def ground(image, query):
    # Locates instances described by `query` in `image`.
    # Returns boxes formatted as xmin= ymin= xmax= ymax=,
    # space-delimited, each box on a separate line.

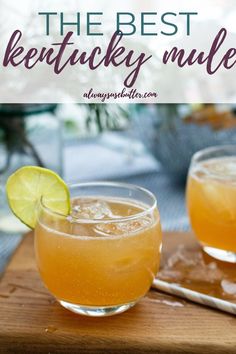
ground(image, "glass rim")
xmin=191 ymin=144 xmax=236 ymax=180
xmin=40 ymin=181 xmax=158 ymax=224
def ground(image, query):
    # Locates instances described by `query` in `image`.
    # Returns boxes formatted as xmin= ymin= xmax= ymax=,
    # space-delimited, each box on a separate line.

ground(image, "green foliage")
xmin=85 ymin=104 xmax=130 ymax=133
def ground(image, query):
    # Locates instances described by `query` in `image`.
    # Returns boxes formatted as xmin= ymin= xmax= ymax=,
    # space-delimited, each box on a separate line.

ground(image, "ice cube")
xmin=221 ymin=280 xmax=236 ymax=296
xmin=193 ymin=157 xmax=236 ymax=181
xmin=161 ymin=245 xmax=224 ymax=283
xmin=94 ymin=223 xmax=121 ymax=236
xmin=94 ymin=217 xmax=152 ymax=237
xmin=71 ymin=199 xmax=115 ymax=220
xmin=208 ymin=158 xmax=236 ymax=177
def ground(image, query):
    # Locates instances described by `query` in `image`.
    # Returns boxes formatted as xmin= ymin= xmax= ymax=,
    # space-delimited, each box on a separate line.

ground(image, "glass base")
xmin=203 ymin=246 xmax=236 ymax=263
xmin=59 ymin=300 xmax=136 ymax=317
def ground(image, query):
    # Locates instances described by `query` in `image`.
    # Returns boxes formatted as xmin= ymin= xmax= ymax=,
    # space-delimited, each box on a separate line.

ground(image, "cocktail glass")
xmin=187 ymin=145 xmax=236 ymax=263
xmin=35 ymin=182 xmax=162 ymax=316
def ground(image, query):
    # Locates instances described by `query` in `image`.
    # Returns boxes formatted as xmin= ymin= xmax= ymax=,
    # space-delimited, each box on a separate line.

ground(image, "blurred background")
xmin=1 ymin=103 xmax=236 ymax=272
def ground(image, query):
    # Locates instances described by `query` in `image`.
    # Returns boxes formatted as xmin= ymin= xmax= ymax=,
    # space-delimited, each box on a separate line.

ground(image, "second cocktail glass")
xmin=187 ymin=145 xmax=236 ymax=263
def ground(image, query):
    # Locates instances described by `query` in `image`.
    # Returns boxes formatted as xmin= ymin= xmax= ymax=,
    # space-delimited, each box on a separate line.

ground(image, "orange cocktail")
xmin=187 ymin=146 xmax=236 ymax=263
xmin=35 ymin=182 xmax=162 ymax=316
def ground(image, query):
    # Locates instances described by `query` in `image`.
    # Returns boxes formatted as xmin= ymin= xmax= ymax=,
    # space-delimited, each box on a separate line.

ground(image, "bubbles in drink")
xmin=35 ymin=194 xmax=161 ymax=308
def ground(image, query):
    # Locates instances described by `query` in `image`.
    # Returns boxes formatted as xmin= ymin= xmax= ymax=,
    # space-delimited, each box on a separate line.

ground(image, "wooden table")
xmin=0 ymin=232 xmax=236 ymax=354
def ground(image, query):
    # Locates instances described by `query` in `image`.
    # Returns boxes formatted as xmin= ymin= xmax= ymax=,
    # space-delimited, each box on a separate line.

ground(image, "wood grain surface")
xmin=0 ymin=232 xmax=236 ymax=354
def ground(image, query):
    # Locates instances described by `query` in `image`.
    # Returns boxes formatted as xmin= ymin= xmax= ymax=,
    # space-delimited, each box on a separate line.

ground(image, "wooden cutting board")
xmin=0 ymin=232 xmax=236 ymax=354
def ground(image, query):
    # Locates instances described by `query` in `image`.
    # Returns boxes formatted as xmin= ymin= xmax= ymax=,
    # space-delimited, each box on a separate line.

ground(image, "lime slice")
xmin=6 ymin=166 xmax=70 ymax=229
